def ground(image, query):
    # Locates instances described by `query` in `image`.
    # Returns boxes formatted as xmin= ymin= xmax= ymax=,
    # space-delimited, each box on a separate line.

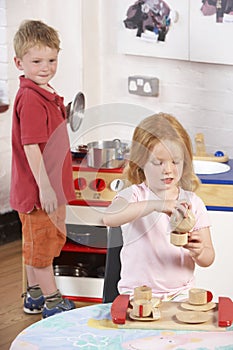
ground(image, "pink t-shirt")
xmin=116 ymin=183 xmax=210 ymax=297
xmin=10 ymin=76 xmax=76 ymax=213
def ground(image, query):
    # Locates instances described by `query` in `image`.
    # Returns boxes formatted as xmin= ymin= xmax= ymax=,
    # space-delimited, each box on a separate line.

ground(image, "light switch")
xmin=128 ymin=76 xmax=159 ymax=97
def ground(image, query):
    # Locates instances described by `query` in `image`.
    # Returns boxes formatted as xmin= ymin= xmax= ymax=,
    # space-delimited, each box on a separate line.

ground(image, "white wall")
xmin=1 ymin=0 xmax=233 ymax=212
xmin=85 ymin=0 xmax=233 ymax=158
xmin=0 ymin=0 xmax=11 ymax=213
xmin=0 ymin=0 xmax=83 ymax=213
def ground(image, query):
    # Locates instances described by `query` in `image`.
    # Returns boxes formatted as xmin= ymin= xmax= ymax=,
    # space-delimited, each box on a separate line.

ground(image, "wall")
xmin=84 ymin=0 xmax=233 ymax=158
xmin=0 ymin=0 xmax=82 ymax=213
xmin=0 ymin=0 xmax=11 ymax=213
xmin=1 ymin=0 xmax=233 ymax=213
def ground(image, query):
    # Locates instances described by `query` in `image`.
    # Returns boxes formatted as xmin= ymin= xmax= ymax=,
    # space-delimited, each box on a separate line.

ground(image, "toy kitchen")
xmin=53 ymin=139 xmax=130 ymax=302
xmin=53 ymin=98 xmax=142 ymax=302
xmin=54 ymin=97 xmax=233 ymax=302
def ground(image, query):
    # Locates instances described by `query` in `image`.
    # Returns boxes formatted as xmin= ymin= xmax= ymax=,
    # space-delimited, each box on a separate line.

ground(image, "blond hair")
xmin=125 ymin=113 xmax=200 ymax=191
xmin=14 ymin=20 xmax=60 ymax=58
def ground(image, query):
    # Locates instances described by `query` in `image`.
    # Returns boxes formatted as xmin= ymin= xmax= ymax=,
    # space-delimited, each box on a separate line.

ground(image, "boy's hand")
xmin=40 ymin=186 xmax=58 ymax=214
xmin=23 ymin=144 xmax=58 ymax=214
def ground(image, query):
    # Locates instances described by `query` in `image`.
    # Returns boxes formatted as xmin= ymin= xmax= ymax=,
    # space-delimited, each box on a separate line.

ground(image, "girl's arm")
xmin=185 ymin=227 xmax=215 ymax=267
xmin=102 ymin=196 xmax=188 ymax=227
xmin=24 ymin=144 xmax=57 ymax=214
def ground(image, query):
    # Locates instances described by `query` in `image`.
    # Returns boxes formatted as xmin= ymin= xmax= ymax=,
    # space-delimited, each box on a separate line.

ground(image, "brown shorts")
xmin=19 ymin=206 xmax=66 ymax=268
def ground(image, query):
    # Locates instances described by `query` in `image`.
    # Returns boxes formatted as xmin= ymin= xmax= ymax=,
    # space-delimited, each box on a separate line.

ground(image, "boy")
xmin=10 ymin=20 xmax=76 ymax=318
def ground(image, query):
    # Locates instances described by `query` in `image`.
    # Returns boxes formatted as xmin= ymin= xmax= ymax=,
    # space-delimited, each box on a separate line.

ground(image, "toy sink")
xmin=193 ymin=160 xmax=231 ymax=175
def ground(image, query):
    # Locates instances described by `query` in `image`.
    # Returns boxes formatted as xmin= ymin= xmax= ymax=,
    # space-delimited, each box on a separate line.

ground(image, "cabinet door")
xmin=195 ymin=211 xmax=233 ymax=300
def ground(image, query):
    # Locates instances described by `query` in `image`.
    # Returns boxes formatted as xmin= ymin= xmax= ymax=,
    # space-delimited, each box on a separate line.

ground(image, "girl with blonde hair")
xmin=103 ymin=113 xmax=215 ymax=299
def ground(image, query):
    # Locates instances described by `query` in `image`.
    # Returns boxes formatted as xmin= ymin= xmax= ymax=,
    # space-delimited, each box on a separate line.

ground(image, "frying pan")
xmin=67 ymin=92 xmax=85 ymax=132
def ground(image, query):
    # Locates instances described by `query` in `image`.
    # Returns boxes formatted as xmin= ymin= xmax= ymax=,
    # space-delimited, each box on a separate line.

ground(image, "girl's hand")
xmin=183 ymin=227 xmax=215 ymax=267
xmin=184 ymin=230 xmax=203 ymax=259
xmin=162 ymin=200 xmax=191 ymax=217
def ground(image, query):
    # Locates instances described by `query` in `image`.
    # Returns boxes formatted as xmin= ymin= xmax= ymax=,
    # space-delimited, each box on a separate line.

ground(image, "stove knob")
xmin=90 ymin=178 xmax=106 ymax=192
xmin=110 ymin=179 xmax=125 ymax=192
xmin=74 ymin=177 xmax=87 ymax=191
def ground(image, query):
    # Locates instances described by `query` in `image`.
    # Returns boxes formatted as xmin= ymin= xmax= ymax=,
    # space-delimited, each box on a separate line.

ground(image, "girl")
xmin=103 ymin=113 xmax=215 ymax=300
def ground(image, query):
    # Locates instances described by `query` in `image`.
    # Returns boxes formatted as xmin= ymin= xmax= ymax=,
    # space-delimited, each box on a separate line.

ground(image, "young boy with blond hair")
xmin=10 ymin=20 xmax=76 ymax=318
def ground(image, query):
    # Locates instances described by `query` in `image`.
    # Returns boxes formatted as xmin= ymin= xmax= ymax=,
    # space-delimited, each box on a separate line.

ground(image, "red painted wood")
xmin=62 ymin=295 xmax=102 ymax=303
xmin=218 ymin=296 xmax=233 ymax=327
xmin=62 ymin=241 xmax=107 ymax=254
xmin=139 ymin=304 xmax=143 ymax=318
xmin=68 ymin=199 xmax=111 ymax=207
xmin=207 ymin=290 xmax=213 ymax=303
xmin=111 ymin=294 xmax=130 ymax=325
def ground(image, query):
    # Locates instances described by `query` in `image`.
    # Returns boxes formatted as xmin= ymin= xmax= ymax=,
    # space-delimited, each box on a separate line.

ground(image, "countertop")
xmin=198 ymin=159 xmax=233 ymax=185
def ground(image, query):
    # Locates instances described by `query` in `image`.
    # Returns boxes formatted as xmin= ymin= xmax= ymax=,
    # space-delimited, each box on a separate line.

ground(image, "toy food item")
xmin=170 ymin=209 xmax=195 ymax=246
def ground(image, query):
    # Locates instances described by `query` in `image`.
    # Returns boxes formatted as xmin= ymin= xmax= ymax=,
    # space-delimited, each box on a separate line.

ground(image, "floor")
xmin=0 ymin=240 xmax=96 ymax=350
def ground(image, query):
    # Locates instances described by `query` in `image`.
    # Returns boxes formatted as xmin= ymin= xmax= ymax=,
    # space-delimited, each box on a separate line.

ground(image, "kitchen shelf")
xmin=54 ymin=240 xmax=106 ymax=302
xmin=55 ymin=275 xmax=104 ymax=302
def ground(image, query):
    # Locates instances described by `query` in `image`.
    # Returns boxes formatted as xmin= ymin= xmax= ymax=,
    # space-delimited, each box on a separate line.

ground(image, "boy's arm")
xmin=24 ymin=144 xmax=57 ymax=214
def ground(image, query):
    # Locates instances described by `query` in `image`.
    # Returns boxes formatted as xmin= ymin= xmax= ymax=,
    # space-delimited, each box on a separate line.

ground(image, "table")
xmin=10 ymin=303 xmax=233 ymax=350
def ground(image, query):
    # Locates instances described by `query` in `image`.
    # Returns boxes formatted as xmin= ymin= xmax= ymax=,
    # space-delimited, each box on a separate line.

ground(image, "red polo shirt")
xmin=10 ymin=76 xmax=76 ymax=213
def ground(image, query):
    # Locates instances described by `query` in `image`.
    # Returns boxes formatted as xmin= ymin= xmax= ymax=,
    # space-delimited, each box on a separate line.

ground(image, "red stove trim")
xmin=69 ymin=199 xmax=111 ymax=207
xmin=72 ymin=165 xmax=124 ymax=173
xmin=62 ymin=241 xmax=107 ymax=254
xmin=72 ymin=160 xmax=125 ymax=173
xmin=63 ymin=295 xmax=103 ymax=303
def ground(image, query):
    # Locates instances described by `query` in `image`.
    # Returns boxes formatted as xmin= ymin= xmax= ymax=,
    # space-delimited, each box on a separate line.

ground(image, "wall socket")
xmin=128 ymin=75 xmax=159 ymax=97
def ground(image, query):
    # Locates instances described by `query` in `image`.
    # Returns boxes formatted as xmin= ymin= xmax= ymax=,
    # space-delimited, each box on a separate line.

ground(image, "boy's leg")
xmin=20 ymin=208 xmax=75 ymax=317
xmin=24 ymin=264 xmax=75 ymax=316
xmin=27 ymin=264 xmax=57 ymax=296
xmin=22 ymin=266 xmax=45 ymax=314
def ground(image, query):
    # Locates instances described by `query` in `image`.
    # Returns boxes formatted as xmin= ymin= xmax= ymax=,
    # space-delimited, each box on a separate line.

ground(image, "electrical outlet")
xmin=128 ymin=76 xmax=159 ymax=97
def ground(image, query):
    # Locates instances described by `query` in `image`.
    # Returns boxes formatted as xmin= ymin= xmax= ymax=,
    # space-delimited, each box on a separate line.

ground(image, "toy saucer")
xmin=129 ymin=308 xmax=161 ymax=321
xmin=181 ymin=302 xmax=216 ymax=312
xmin=176 ymin=311 xmax=211 ymax=324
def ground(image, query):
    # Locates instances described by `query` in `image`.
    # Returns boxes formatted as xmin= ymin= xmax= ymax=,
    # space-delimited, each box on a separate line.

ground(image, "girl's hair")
xmin=125 ymin=112 xmax=200 ymax=191
xmin=14 ymin=20 xmax=61 ymax=58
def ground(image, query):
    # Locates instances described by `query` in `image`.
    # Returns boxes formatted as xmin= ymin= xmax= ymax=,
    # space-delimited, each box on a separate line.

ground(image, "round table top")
xmin=10 ymin=303 xmax=233 ymax=350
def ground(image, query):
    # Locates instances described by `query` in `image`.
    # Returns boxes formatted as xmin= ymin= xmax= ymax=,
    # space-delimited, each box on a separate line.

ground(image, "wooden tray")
xmin=118 ymin=301 xmax=226 ymax=332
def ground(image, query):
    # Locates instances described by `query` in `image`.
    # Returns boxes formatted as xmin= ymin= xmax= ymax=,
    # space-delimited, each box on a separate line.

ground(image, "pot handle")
xmin=113 ymin=139 xmax=124 ymax=160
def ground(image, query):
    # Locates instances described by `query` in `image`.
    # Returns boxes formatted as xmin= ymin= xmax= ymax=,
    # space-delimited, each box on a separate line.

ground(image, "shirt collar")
xmin=19 ymin=75 xmax=64 ymax=106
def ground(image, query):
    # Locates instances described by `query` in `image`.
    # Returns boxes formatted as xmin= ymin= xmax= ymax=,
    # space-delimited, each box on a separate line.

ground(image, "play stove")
xmin=53 ymin=153 xmax=128 ymax=302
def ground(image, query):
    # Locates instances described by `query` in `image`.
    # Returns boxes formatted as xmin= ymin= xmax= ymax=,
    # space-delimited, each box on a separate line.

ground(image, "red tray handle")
xmin=218 ymin=296 xmax=233 ymax=327
xmin=111 ymin=294 xmax=130 ymax=325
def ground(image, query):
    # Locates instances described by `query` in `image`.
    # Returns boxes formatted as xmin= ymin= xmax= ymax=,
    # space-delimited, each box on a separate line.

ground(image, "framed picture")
xmin=118 ymin=0 xmax=189 ymax=60
xmin=190 ymin=0 xmax=233 ymax=65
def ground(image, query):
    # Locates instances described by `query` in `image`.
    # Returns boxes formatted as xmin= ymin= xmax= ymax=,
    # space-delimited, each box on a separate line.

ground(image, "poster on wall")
xmin=118 ymin=0 xmax=189 ymax=60
xmin=190 ymin=0 xmax=233 ymax=65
